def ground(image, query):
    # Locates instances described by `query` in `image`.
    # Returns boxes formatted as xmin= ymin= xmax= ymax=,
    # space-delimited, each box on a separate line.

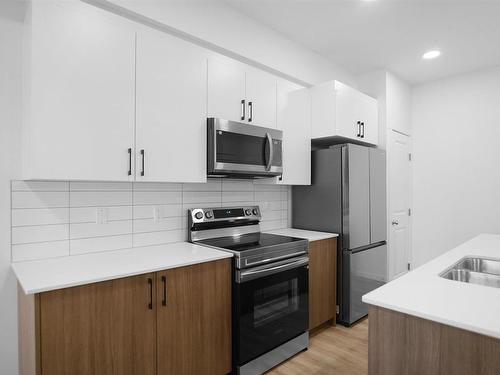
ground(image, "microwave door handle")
xmin=265 ymin=132 xmax=273 ymax=171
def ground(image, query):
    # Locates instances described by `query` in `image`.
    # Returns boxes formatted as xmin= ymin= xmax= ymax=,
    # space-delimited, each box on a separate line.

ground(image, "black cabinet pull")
xmin=161 ymin=275 xmax=167 ymax=306
xmin=356 ymin=121 xmax=361 ymax=137
xmin=127 ymin=148 xmax=132 ymax=176
xmin=241 ymin=99 xmax=245 ymax=120
xmin=361 ymin=122 xmax=365 ymax=138
xmin=248 ymin=101 xmax=253 ymax=122
xmin=140 ymin=149 xmax=145 ymax=176
xmin=147 ymin=278 xmax=153 ymax=310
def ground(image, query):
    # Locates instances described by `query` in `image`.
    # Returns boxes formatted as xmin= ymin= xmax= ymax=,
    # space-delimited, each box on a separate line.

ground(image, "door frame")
xmin=386 ymin=129 xmax=412 ymax=281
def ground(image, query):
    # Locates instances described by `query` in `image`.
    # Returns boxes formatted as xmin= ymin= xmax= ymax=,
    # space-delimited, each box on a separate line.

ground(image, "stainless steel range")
xmin=188 ymin=206 xmax=309 ymax=375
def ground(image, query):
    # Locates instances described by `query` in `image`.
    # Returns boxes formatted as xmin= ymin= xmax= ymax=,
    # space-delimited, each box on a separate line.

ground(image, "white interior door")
xmin=136 ymin=29 xmax=207 ymax=183
xmin=389 ymin=130 xmax=411 ymax=279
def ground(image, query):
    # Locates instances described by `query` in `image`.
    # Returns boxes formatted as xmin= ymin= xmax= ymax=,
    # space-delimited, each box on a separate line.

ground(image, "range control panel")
xmin=189 ymin=206 xmax=261 ymax=224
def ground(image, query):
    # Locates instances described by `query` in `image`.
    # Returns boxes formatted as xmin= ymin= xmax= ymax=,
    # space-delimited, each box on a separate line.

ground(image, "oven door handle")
xmin=238 ymin=256 xmax=309 ymax=283
xmin=265 ymin=132 xmax=273 ymax=171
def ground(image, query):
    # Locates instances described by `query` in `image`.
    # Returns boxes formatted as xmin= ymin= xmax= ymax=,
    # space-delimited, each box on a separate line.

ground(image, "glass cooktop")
xmin=196 ymin=232 xmax=305 ymax=253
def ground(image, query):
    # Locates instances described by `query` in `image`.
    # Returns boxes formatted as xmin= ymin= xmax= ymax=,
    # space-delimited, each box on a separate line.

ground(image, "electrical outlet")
xmin=95 ymin=208 xmax=108 ymax=224
xmin=153 ymin=206 xmax=161 ymax=223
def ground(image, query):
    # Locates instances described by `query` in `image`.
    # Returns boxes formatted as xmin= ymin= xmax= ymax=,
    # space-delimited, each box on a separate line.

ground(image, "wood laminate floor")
xmin=267 ymin=319 xmax=368 ymax=375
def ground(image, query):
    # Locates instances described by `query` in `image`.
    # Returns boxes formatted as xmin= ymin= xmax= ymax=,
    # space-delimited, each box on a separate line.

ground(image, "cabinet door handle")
xmin=241 ymin=99 xmax=245 ymax=121
xmin=127 ymin=148 xmax=132 ymax=176
xmin=361 ymin=122 xmax=365 ymax=138
xmin=248 ymin=101 xmax=253 ymax=122
xmin=161 ymin=275 xmax=167 ymax=306
xmin=356 ymin=121 xmax=361 ymax=137
xmin=140 ymin=149 xmax=145 ymax=176
xmin=147 ymin=278 xmax=153 ymax=310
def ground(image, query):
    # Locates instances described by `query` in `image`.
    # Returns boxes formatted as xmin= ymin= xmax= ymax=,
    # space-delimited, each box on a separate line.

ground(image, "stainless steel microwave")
xmin=207 ymin=118 xmax=283 ymax=178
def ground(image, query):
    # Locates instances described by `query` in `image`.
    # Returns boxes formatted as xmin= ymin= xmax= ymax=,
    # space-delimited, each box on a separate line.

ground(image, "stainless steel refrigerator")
xmin=293 ymin=144 xmax=387 ymax=326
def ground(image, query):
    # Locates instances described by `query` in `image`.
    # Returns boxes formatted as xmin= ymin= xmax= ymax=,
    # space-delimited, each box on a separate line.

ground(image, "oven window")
xmin=253 ymin=279 xmax=299 ymax=328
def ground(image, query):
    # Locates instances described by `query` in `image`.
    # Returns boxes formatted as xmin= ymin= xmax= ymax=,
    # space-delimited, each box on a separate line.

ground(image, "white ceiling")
xmin=223 ymin=0 xmax=500 ymax=84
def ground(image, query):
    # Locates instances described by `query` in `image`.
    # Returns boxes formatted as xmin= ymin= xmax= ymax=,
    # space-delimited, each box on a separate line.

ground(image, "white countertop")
xmin=264 ymin=228 xmax=338 ymax=242
xmin=363 ymin=234 xmax=500 ymax=339
xmin=12 ymin=242 xmax=232 ymax=295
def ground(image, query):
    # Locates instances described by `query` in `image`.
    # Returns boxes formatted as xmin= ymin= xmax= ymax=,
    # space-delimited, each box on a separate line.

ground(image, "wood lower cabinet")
xmin=157 ymin=260 xmax=232 ymax=375
xmin=18 ymin=259 xmax=231 ymax=375
xmin=308 ymin=238 xmax=337 ymax=331
xmin=368 ymin=306 xmax=500 ymax=375
xmin=39 ymin=273 xmax=156 ymax=375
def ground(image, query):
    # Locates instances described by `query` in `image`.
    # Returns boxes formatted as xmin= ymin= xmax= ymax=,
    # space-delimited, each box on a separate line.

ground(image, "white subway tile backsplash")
xmin=70 ymin=181 xmax=132 ymax=191
xmin=12 ymin=224 xmax=69 ymax=245
xmin=12 ymin=208 xmax=69 ymax=227
xmin=182 ymin=191 xmax=221 ymax=204
xmin=70 ymin=220 xmax=133 ymax=240
xmin=133 ymin=191 xmax=182 ymax=205
xmin=133 ymin=230 xmax=185 ymax=248
xmin=133 ymin=204 xmax=183 ymax=220
xmin=12 ymin=181 xmax=69 ymax=192
xmin=12 ymin=241 xmax=69 ymax=262
xmin=133 ymin=182 xmax=182 ymax=191
xmin=183 ymin=180 xmax=221 ymax=192
xmin=11 ymin=180 xmax=290 ymax=261
xmin=222 ymin=179 xmax=254 ymax=191
xmin=12 ymin=191 xmax=69 ymax=209
xmin=70 ymin=191 xmax=132 ymax=207
xmin=222 ymin=191 xmax=254 ymax=203
xmin=70 ymin=234 xmax=133 ymax=255
xmin=70 ymin=206 xmax=133 ymax=224
xmin=255 ymin=191 xmax=282 ymax=202
xmin=133 ymin=217 xmax=183 ymax=234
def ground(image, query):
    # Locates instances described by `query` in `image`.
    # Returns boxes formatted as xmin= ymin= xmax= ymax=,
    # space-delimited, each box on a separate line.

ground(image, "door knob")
xmin=391 ymin=220 xmax=399 ymax=226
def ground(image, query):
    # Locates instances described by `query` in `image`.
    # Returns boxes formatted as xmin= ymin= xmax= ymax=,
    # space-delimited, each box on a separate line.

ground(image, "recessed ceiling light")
xmin=422 ymin=50 xmax=441 ymax=60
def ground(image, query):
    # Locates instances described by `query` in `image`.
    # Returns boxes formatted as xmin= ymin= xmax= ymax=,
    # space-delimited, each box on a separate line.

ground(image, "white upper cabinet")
xmin=24 ymin=2 xmax=136 ymax=181
xmin=136 ymin=29 xmax=207 ymax=183
xmin=245 ymin=67 xmax=277 ymax=128
xmin=207 ymin=57 xmax=246 ymax=123
xmin=276 ymin=80 xmax=311 ymax=185
xmin=207 ymin=56 xmax=277 ymax=128
xmin=311 ymin=80 xmax=379 ymax=145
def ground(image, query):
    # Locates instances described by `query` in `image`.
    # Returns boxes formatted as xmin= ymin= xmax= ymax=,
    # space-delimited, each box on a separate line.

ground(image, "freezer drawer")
xmin=341 ymin=244 xmax=387 ymax=325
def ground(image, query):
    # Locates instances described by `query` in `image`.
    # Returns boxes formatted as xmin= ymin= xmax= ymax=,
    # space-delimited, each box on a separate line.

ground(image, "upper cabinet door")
xmin=360 ymin=94 xmax=379 ymax=145
xmin=310 ymin=80 xmax=379 ymax=146
xmin=245 ymin=68 xmax=277 ymax=128
xmin=25 ymin=2 xmax=136 ymax=181
xmin=335 ymin=81 xmax=363 ymax=140
xmin=207 ymin=56 xmax=246 ymax=123
xmin=136 ymin=29 xmax=207 ymax=183
xmin=276 ymin=80 xmax=311 ymax=185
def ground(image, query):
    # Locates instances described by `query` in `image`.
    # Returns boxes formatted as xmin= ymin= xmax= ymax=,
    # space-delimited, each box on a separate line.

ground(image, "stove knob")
xmin=252 ymin=208 xmax=259 ymax=215
xmin=205 ymin=211 xmax=213 ymax=219
xmin=194 ymin=211 xmax=203 ymax=220
xmin=245 ymin=209 xmax=252 ymax=216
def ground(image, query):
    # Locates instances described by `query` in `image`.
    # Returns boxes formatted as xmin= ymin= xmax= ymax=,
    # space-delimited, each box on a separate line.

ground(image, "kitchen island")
xmin=363 ymin=234 xmax=500 ymax=375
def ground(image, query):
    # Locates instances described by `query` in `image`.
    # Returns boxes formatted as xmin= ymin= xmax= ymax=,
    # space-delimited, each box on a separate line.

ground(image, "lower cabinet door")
xmin=309 ymin=238 xmax=337 ymax=330
xmin=39 ymin=273 xmax=157 ymax=375
xmin=156 ymin=259 xmax=232 ymax=375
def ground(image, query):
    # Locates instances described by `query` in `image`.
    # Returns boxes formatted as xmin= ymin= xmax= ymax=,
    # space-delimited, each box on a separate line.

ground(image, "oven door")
xmin=207 ymin=118 xmax=283 ymax=177
xmin=234 ymin=256 xmax=309 ymax=366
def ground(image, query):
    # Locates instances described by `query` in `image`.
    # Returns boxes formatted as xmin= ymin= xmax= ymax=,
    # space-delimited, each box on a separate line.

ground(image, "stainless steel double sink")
xmin=440 ymin=257 xmax=500 ymax=289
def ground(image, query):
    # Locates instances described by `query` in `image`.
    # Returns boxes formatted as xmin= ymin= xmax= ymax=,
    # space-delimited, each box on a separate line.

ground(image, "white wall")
xmin=87 ymin=0 xmax=356 ymax=87
xmin=412 ymin=66 xmax=500 ymax=266
xmin=0 ymin=1 xmax=25 ymax=374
